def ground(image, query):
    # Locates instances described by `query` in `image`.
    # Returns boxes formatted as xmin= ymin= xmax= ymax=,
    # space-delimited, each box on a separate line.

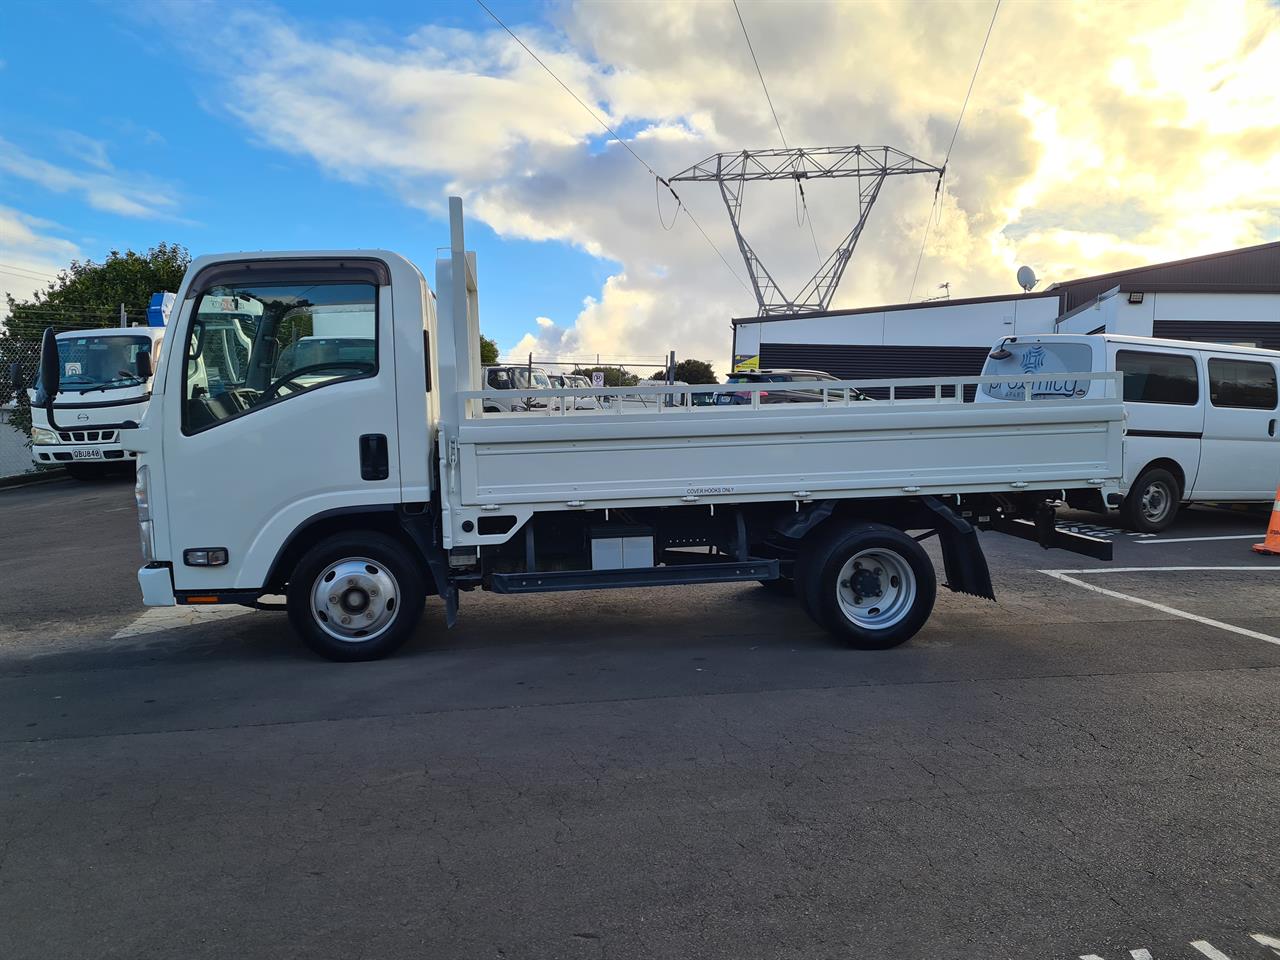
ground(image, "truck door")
xmin=1197 ymin=354 xmax=1280 ymax=499
xmin=161 ymin=259 xmax=401 ymax=592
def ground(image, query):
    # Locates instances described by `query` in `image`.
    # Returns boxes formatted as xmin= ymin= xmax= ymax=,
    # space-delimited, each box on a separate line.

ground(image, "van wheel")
xmin=286 ymin=532 xmax=426 ymax=662
xmin=797 ymin=522 xmax=936 ymax=649
xmin=1122 ymin=467 xmax=1181 ymax=533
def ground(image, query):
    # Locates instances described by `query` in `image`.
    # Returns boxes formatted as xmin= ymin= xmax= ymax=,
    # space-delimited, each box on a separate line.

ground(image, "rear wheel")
xmin=286 ymin=532 xmax=426 ymax=661
xmin=797 ymin=522 xmax=936 ymax=649
xmin=1121 ymin=467 xmax=1181 ymax=533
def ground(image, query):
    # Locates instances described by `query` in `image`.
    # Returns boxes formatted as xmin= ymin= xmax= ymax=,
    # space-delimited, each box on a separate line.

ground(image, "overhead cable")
xmin=474 ymin=0 xmax=751 ymax=295
xmin=907 ymin=0 xmax=1001 ymax=303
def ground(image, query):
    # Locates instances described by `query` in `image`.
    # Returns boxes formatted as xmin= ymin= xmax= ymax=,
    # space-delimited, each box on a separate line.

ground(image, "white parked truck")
xmin=25 ymin=326 xmax=165 ymax=479
xmin=30 ymin=199 xmax=1125 ymax=660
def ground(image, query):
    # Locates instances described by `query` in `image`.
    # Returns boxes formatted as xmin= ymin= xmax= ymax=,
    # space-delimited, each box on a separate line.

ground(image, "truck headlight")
xmin=31 ymin=426 xmax=59 ymax=445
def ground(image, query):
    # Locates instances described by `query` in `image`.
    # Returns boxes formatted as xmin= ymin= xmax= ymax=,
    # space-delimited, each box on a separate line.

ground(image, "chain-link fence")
xmin=0 ymin=339 xmax=43 ymax=478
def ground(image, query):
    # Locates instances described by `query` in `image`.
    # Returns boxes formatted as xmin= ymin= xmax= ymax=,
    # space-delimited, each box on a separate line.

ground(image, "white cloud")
xmin=0 ymin=137 xmax=181 ymax=221
xmin=166 ymin=0 xmax=1280 ymax=366
xmin=0 ymin=206 xmax=82 ymax=320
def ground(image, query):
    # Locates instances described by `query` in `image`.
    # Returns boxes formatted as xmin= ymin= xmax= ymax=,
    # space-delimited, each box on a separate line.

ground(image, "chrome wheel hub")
xmin=835 ymin=548 xmax=916 ymax=630
xmin=1140 ymin=482 xmax=1171 ymax=523
xmin=311 ymin=557 xmax=399 ymax=643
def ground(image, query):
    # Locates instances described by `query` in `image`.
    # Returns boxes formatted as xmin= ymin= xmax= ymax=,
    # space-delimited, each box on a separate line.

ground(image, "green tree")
xmin=647 ymin=358 xmax=717 ymax=384
xmin=2 ymin=243 xmax=191 ymax=440
xmin=479 ymin=334 xmax=499 ymax=365
xmin=570 ymin=365 xmax=640 ymax=387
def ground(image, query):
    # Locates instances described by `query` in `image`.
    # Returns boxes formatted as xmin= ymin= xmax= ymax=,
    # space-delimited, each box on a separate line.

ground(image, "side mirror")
xmin=7 ymin=360 xmax=20 ymax=394
xmin=39 ymin=327 xmax=60 ymax=399
xmin=136 ymin=350 xmax=153 ymax=380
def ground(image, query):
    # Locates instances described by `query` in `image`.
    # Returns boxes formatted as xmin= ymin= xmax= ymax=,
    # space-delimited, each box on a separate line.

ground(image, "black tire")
xmin=286 ymin=531 xmax=427 ymax=662
xmin=796 ymin=522 xmax=936 ymax=650
xmin=757 ymin=576 xmax=795 ymax=597
xmin=65 ymin=462 xmax=112 ymax=481
xmin=1121 ymin=467 xmax=1181 ymax=533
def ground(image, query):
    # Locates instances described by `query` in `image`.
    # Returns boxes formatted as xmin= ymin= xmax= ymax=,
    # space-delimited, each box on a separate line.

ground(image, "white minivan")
xmin=978 ymin=333 xmax=1280 ymax=532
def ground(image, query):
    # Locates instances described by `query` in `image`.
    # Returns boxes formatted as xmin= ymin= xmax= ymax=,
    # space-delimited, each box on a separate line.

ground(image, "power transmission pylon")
xmin=669 ymin=146 xmax=943 ymax=316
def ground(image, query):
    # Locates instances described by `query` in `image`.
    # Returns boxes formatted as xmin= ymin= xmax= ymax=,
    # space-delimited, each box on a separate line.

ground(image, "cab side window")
xmin=182 ymin=281 xmax=377 ymax=434
xmin=1116 ymin=350 xmax=1198 ymax=405
xmin=1208 ymin=358 xmax=1277 ymax=410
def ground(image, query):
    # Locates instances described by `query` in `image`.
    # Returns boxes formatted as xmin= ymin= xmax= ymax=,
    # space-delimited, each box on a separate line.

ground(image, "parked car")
xmin=484 ymin=366 xmax=598 ymax=411
xmin=978 ymin=332 xmax=1280 ymax=531
xmin=717 ymin=369 xmax=871 ymax=405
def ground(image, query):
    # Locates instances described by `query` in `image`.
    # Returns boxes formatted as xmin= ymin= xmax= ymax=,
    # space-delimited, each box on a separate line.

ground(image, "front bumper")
xmin=138 ymin=564 xmax=176 ymax=606
xmin=31 ymin=443 xmax=135 ymax=466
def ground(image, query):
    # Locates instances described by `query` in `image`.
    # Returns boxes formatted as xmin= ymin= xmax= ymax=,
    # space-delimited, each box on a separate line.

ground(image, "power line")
xmin=733 ymin=0 xmax=788 ymax=151
xmin=473 ymin=0 xmax=752 ymax=297
xmin=906 ymin=0 xmax=1001 ymax=303
xmin=0 ymin=265 xmax=60 ymax=283
xmin=732 ymin=0 xmax=822 ymax=263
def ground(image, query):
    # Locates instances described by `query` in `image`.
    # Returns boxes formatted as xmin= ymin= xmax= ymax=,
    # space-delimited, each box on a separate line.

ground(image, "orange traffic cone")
xmin=1252 ymin=486 xmax=1280 ymax=555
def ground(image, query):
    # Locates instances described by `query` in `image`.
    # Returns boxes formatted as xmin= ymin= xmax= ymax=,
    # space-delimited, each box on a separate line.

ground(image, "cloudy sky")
xmin=2 ymin=0 xmax=1278 ymax=372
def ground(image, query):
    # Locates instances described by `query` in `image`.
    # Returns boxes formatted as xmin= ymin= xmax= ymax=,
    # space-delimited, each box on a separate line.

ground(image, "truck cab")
xmin=28 ymin=326 xmax=164 ymax=479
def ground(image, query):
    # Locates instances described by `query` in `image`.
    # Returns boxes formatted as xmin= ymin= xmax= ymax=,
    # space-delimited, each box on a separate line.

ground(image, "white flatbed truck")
xmin=33 ymin=199 xmax=1124 ymax=661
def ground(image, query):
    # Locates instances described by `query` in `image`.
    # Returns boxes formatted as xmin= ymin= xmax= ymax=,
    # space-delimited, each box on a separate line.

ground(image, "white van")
xmin=978 ymin=333 xmax=1280 ymax=532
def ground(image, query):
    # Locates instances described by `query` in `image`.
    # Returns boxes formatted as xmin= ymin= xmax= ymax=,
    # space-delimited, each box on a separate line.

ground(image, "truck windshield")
xmin=513 ymin=369 xmax=552 ymax=390
xmin=55 ymin=335 xmax=151 ymax=392
xmin=981 ymin=342 xmax=1093 ymax=400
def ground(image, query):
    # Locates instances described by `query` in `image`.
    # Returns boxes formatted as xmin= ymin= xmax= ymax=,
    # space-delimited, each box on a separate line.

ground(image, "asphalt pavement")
xmin=2 ymin=480 xmax=1279 ymax=960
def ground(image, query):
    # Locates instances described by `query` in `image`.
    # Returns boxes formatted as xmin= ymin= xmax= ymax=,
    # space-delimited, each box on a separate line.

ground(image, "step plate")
xmin=488 ymin=559 xmax=779 ymax=594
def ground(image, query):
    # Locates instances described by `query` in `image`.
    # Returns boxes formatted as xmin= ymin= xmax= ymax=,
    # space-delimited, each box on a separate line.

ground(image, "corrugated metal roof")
xmin=1052 ymin=240 xmax=1280 ymax=314
xmin=733 ymin=239 xmax=1280 ymax=326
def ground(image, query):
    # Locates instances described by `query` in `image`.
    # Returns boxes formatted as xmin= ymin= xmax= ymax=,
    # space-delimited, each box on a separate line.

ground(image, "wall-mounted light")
xmin=1127 ymin=291 xmax=1145 ymax=304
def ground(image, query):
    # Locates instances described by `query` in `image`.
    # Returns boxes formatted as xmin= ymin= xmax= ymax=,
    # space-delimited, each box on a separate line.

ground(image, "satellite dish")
xmin=1016 ymin=265 xmax=1038 ymax=292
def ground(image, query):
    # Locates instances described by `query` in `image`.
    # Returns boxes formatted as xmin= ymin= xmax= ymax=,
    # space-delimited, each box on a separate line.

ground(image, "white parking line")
xmin=1039 ymin=566 xmax=1280 ymax=647
xmin=1139 ymin=534 xmax=1262 ymax=544
xmin=1191 ymin=942 xmax=1235 ymax=960
xmin=111 ymin=604 xmax=256 ymax=639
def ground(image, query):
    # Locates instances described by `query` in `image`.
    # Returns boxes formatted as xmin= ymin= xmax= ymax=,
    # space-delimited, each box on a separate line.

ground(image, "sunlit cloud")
xmin=158 ymin=0 xmax=1279 ymax=360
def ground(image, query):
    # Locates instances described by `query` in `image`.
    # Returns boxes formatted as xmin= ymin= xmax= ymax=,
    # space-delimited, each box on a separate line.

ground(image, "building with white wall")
xmin=730 ymin=240 xmax=1280 ymax=377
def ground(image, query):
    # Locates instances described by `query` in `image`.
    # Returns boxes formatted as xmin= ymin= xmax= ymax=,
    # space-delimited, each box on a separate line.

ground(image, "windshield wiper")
xmin=78 ymin=375 xmax=145 ymax=395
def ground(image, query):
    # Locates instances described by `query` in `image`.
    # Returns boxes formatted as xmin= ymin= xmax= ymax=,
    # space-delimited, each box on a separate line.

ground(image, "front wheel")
xmin=797 ymin=523 xmax=936 ymax=649
xmin=286 ymin=532 xmax=427 ymax=662
xmin=1121 ymin=467 xmax=1181 ymax=533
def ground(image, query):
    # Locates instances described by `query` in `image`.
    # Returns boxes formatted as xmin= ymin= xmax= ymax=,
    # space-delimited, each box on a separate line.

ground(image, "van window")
xmin=1208 ymin=357 xmax=1277 ymax=410
xmin=1116 ymin=350 xmax=1198 ymax=405
xmin=981 ymin=341 xmax=1093 ymax=400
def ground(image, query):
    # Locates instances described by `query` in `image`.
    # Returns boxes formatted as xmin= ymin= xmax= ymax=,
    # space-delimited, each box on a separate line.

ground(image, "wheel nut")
xmin=369 ymin=589 xmax=378 ymax=597
xmin=366 ymin=612 xmax=375 ymax=620
xmin=341 ymin=616 xmax=351 ymax=625
xmin=347 ymin=578 xmax=355 ymax=586
xmin=840 ymin=579 xmax=851 ymax=588
xmin=854 ymin=595 xmax=863 ymax=604
xmin=328 ymin=595 xmax=338 ymax=604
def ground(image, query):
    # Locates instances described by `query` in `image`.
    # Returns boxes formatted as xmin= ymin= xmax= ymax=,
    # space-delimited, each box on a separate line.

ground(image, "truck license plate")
xmin=71 ymin=448 xmax=102 ymax=460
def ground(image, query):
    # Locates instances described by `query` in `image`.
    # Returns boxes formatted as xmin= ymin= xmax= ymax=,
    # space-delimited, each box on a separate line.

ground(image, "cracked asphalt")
xmin=2 ymin=479 xmax=1279 ymax=959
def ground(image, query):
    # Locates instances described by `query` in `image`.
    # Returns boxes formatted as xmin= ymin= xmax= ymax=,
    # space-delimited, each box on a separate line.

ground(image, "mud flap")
xmin=398 ymin=506 xmax=459 ymax=627
xmin=918 ymin=497 xmax=995 ymax=601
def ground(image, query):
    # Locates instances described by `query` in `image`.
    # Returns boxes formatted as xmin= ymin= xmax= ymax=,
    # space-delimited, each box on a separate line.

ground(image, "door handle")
xmin=359 ymin=434 xmax=389 ymax=481
xmin=1270 ymin=419 xmax=1276 ymax=437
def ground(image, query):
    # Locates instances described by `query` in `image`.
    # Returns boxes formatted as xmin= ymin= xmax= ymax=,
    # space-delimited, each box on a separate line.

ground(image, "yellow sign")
xmin=732 ymin=354 xmax=759 ymax=372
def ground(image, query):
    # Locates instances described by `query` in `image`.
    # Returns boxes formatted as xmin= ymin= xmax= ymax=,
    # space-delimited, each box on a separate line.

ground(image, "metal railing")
xmin=458 ymin=372 xmax=1123 ymax=421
